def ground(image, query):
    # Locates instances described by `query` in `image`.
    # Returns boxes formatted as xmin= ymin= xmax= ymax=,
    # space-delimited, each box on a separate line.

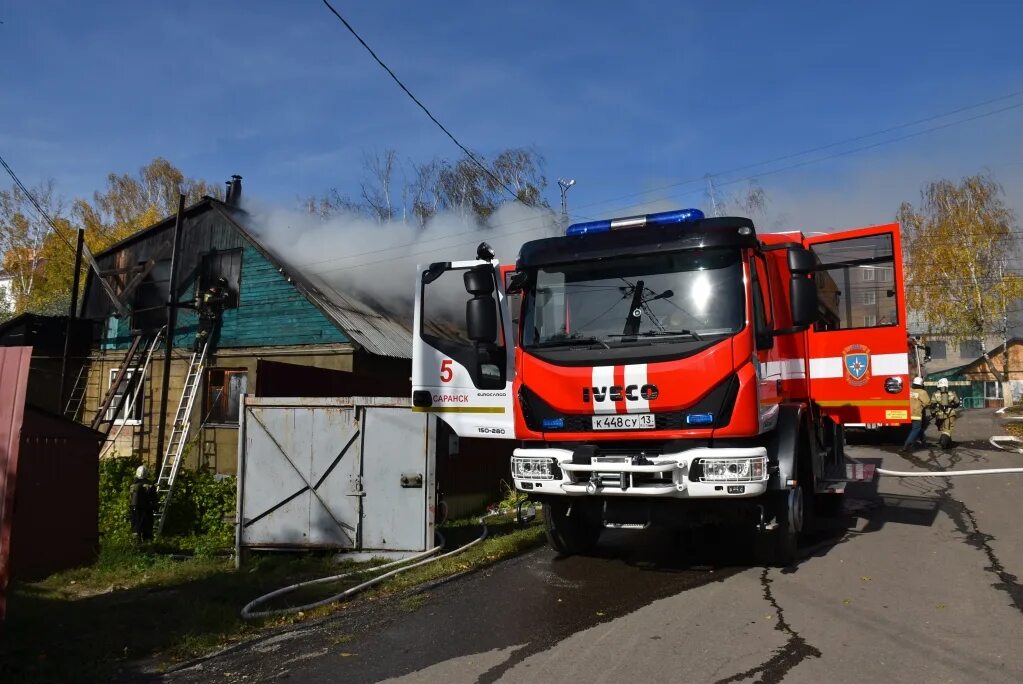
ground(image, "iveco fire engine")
xmin=412 ymin=209 xmax=910 ymax=564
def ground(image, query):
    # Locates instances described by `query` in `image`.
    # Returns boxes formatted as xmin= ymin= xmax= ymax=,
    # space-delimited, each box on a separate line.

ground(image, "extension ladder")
xmin=90 ymin=330 xmax=165 ymax=435
xmin=64 ymin=363 xmax=90 ymax=421
xmin=154 ymin=340 xmax=210 ymax=535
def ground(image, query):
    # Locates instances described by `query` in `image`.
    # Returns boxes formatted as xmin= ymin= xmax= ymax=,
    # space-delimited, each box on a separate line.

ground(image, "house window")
xmin=199 ymin=249 xmax=242 ymax=308
xmin=863 ymin=314 xmax=877 ymax=327
xmin=985 ymin=381 xmax=1003 ymax=400
xmin=205 ymin=368 xmax=247 ymax=425
xmin=960 ymin=339 xmax=983 ymax=358
xmin=861 ymin=268 xmax=875 ymax=282
xmin=108 ymin=368 xmax=143 ymax=424
xmin=928 ymin=340 xmax=947 ymax=360
xmin=861 ymin=290 xmax=876 ymax=305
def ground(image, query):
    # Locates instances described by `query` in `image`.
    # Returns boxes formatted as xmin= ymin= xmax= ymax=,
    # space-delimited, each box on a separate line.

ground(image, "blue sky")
xmin=3 ymin=0 xmax=1023 ymax=231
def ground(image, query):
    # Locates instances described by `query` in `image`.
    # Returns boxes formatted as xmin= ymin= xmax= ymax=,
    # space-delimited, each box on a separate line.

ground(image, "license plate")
xmin=591 ymin=414 xmax=655 ymax=430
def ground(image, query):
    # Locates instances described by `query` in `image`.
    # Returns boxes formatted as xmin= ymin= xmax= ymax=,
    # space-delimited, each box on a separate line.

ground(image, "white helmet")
xmin=937 ymin=378 xmax=949 ymax=390
xmin=912 ymin=376 xmax=924 ymax=388
xmin=135 ymin=465 xmax=148 ymax=479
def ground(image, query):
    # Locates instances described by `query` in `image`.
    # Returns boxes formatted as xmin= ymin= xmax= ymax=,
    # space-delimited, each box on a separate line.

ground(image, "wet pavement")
xmin=162 ymin=410 xmax=1023 ymax=683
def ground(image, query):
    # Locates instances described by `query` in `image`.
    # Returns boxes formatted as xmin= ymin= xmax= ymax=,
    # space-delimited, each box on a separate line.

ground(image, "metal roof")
xmin=210 ymin=203 xmax=413 ymax=359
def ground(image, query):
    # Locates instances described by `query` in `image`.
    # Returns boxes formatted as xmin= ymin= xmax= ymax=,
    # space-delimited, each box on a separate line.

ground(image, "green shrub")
xmin=98 ymin=455 xmax=144 ymax=548
xmin=98 ymin=457 xmax=236 ymax=553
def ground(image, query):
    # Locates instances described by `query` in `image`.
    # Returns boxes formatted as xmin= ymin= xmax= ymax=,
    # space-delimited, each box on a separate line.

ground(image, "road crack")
xmin=902 ymin=450 xmax=1023 ymax=617
xmin=714 ymin=568 xmax=821 ymax=684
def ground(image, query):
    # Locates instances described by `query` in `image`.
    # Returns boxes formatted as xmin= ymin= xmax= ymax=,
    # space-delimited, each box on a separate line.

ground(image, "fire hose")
xmin=240 ymin=502 xmax=539 ymax=620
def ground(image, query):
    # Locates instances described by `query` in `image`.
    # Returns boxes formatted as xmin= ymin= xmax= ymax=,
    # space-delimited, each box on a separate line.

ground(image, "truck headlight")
xmin=512 ymin=457 xmax=557 ymax=480
xmin=698 ymin=457 xmax=766 ymax=482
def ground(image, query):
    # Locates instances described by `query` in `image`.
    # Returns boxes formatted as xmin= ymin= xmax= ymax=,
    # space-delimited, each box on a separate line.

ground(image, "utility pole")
xmin=58 ymin=228 xmax=85 ymax=413
xmin=155 ymin=194 xmax=186 ymax=473
xmin=558 ymin=178 xmax=576 ymax=219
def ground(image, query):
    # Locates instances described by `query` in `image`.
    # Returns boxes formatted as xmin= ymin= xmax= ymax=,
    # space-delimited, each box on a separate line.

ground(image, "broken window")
xmin=198 ymin=249 xmax=242 ymax=308
xmin=205 ymin=368 xmax=247 ymax=425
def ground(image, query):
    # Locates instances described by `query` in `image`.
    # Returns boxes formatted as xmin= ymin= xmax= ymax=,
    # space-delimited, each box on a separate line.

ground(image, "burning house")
xmin=72 ymin=177 xmax=413 ymax=475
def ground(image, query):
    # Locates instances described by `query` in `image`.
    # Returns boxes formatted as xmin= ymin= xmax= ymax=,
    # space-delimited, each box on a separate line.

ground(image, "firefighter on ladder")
xmin=931 ymin=378 xmax=961 ymax=448
xmin=194 ymin=277 xmax=229 ymax=353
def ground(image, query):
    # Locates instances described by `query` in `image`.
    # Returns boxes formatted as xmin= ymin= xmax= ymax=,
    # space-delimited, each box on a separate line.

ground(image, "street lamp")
xmin=558 ymin=178 xmax=576 ymax=218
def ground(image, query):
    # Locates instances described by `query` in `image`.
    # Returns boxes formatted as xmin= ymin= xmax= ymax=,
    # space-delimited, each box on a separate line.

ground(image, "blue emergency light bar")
xmin=566 ymin=208 xmax=705 ymax=236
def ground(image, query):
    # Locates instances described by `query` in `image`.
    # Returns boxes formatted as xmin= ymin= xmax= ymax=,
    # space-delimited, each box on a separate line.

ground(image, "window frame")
xmin=809 ymin=233 xmax=900 ymax=333
xmin=203 ymin=367 xmax=248 ymax=427
xmin=198 ymin=248 xmax=243 ymax=309
xmin=108 ymin=367 xmax=143 ymax=425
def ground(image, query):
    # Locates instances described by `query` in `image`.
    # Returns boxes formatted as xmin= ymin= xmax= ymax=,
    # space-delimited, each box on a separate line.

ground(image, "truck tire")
xmin=544 ymin=500 xmax=601 ymax=556
xmin=755 ymin=484 xmax=804 ymax=567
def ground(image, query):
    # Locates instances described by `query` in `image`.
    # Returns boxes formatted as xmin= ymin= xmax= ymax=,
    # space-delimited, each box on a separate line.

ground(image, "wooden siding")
xmin=90 ymin=207 xmax=348 ymax=350
xmin=80 ymin=345 xmax=355 ymax=475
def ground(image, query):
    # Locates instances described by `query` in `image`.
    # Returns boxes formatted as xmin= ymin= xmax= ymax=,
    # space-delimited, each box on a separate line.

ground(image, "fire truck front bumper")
xmin=511 ymin=447 xmax=770 ymax=499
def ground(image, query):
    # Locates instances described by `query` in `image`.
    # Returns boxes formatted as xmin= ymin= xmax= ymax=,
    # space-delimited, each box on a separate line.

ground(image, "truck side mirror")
xmin=787 ymin=247 xmax=816 ymax=274
xmin=466 ymin=297 xmax=497 ymax=342
xmin=465 ymin=266 xmax=498 ymax=342
xmin=790 ymin=275 xmax=819 ymax=329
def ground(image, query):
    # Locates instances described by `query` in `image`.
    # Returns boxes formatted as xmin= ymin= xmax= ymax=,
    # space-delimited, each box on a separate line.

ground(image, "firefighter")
xmin=194 ymin=277 xmax=230 ymax=353
xmin=129 ymin=465 xmax=155 ymax=542
xmin=931 ymin=377 xmax=961 ymax=448
xmin=901 ymin=376 xmax=930 ymax=452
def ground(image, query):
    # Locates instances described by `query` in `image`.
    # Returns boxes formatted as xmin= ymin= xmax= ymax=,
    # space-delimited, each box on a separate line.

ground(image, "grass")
xmin=0 ymin=510 xmax=545 ymax=684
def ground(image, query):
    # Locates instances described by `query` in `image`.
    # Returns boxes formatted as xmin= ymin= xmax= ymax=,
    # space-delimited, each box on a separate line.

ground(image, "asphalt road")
xmin=164 ymin=410 xmax=1023 ymax=683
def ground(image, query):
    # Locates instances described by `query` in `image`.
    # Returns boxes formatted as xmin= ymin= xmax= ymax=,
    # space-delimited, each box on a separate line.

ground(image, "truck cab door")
xmin=411 ymin=258 xmax=516 ymax=439
xmin=804 ymin=223 xmax=911 ymax=425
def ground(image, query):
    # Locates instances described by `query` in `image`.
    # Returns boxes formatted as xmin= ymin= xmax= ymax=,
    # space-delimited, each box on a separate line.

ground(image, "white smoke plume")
xmin=243 ymin=200 xmax=563 ymax=319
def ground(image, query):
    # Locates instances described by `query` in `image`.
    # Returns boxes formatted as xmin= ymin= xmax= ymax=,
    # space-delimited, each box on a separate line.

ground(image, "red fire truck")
xmin=412 ymin=209 xmax=909 ymax=564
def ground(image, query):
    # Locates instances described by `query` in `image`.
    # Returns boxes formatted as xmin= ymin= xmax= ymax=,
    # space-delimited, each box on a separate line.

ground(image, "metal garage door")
xmin=237 ymin=397 xmax=434 ymax=553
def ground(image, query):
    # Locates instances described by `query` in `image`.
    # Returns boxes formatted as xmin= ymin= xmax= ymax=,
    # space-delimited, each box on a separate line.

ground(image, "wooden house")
xmin=75 ymin=184 xmax=412 ymax=474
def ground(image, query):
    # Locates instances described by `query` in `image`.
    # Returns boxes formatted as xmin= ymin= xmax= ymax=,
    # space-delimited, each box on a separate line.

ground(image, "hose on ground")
xmin=240 ymin=513 xmax=493 ymax=620
xmin=878 ymin=466 xmax=1023 ymax=477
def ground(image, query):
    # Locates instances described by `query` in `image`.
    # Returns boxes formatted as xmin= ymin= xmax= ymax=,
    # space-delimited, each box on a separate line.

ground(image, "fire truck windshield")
xmin=521 ymin=248 xmax=744 ymax=350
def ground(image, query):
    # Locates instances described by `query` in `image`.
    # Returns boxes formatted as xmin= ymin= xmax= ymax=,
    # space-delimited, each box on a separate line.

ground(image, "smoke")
xmin=243 ymin=200 xmax=563 ymax=319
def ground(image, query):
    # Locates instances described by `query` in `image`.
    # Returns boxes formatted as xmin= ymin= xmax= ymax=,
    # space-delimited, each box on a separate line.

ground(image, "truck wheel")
xmin=544 ymin=500 xmax=601 ymax=556
xmin=755 ymin=485 xmax=803 ymax=567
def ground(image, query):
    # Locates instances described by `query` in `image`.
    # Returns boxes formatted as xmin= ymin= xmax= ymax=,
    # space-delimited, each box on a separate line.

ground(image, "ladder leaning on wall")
xmin=154 ymin=339 xmax=210 ymax=536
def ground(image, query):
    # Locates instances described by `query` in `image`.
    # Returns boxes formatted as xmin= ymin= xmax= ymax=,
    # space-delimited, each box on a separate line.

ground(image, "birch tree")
xmin=0 ymin=179 xmax=66 ymax=314
xmin=897 ymin=172 xmax=1023 ymax=404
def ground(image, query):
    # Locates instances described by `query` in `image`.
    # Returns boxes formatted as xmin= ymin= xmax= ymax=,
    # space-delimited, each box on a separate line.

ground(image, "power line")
xmin=320 ymin=0 xmax=523 ymax=204
xmin=299 ymin=92 xmax=1023 ymax=274
xmin=569 ymin=88 xmax=1023 ymax=215
xmin=0 ymin=151 xmax=127 ymax=315
xmin=0 ymin=152 xmax=78 ymax=255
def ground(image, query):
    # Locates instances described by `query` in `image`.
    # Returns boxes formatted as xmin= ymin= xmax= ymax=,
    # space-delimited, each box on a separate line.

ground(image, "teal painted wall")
xmin=104 ymin=242 xmax=348 ymax=350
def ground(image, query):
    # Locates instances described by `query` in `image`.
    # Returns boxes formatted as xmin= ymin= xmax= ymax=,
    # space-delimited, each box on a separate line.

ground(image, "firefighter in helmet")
xmin=901 ymin=376 xmax=930 ymax=452
xmin=194 ymin=277 xmax=230 ymax=353
xmin=930 ymin=378 xmax=961 ymax=448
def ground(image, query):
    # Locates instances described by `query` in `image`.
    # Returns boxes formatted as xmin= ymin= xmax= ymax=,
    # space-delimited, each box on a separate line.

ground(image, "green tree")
xmin=897 ymin=172 xmax=1023 ymax=404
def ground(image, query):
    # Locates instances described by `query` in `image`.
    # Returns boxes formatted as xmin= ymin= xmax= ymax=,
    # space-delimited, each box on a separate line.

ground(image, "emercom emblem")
xmin=843 ymin=344 xmax=871 ymax=387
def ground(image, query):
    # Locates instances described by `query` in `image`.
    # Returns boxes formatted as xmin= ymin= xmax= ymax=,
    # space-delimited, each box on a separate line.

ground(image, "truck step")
xmin=821 ymin=462 xmax=876 ymax=484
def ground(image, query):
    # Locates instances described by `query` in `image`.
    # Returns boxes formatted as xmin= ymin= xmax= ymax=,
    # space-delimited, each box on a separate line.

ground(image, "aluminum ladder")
xmin=64 ymin=363 xmax=90 ymax=421
xmin=154 ymin=340 xmax=210 ymax=535
xmin=90 ymin=331 xmax=164 ymax=435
